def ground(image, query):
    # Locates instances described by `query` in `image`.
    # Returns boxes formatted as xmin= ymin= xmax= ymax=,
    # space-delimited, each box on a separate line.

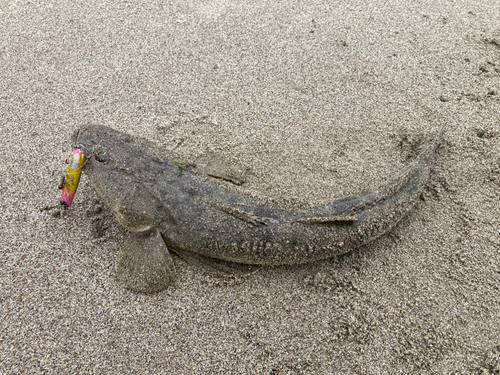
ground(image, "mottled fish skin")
xmin=74 ymin=125 xmax=440 ymax=266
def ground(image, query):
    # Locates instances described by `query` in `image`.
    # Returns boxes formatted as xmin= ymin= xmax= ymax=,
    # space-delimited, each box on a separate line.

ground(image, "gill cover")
xmin=114 ymin=184 xmax=172 ymax=232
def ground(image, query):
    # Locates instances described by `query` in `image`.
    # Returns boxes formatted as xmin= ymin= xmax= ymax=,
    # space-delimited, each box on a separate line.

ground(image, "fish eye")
xmin=96 ymin=154 xmax=109 ymax=163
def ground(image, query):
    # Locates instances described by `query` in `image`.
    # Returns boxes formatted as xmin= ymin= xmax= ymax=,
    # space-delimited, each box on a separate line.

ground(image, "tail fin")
xmin=297 ymin=132 xmax=442 ymax=247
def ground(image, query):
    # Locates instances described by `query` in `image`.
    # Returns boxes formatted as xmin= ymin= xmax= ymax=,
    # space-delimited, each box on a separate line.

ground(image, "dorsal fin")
xmin=195 ymin=151 xmax=248 ymax=185
xmin=208 ymin=201 xmax=268 ymax=226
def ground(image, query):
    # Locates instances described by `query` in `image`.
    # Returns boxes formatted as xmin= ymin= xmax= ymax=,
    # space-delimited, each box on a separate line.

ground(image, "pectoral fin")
xmin=115 ymin=229 xmax=175 ymax=293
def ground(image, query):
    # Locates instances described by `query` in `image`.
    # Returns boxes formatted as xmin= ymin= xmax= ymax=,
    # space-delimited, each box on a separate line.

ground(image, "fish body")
xmin=74 ymin=126 xmax=439 ymax=292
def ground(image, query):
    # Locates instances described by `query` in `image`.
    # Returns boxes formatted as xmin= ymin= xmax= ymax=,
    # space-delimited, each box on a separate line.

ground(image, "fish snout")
xmin=71 ymin=127 xmax=89 ymax=147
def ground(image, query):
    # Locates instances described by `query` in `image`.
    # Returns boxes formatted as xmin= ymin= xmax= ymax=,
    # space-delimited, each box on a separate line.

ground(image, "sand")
xmin=1 ymin=0 xmax=500 ymax=373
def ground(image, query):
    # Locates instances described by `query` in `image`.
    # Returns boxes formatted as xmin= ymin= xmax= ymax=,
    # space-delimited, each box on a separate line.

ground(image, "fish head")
xmin=74 ymin=126 xmax=173 ymax=232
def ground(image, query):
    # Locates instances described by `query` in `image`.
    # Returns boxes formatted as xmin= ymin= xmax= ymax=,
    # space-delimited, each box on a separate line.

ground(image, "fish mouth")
xmin=72 ymin=126 xmax=91 ymax=146
xmin=72 ymin=125 xmax=105 ymax=148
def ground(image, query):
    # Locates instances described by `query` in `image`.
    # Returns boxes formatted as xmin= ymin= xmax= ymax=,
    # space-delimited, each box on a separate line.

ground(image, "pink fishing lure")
xmin=60 ymin=149 xmax=85 ymax=207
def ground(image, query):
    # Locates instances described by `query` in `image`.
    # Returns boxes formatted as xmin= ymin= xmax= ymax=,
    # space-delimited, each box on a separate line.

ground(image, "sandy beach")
xmin=1 ymin=0 xmax=500 ymax=373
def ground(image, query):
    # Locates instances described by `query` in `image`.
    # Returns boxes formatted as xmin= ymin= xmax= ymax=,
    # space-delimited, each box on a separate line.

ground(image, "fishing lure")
xmin=60 ymin=149 xmax=85 ymax=207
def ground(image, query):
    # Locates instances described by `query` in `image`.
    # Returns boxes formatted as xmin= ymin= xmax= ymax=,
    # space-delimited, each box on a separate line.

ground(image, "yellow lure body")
xmin=60 ymin=149 xmax=85 ymax=207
